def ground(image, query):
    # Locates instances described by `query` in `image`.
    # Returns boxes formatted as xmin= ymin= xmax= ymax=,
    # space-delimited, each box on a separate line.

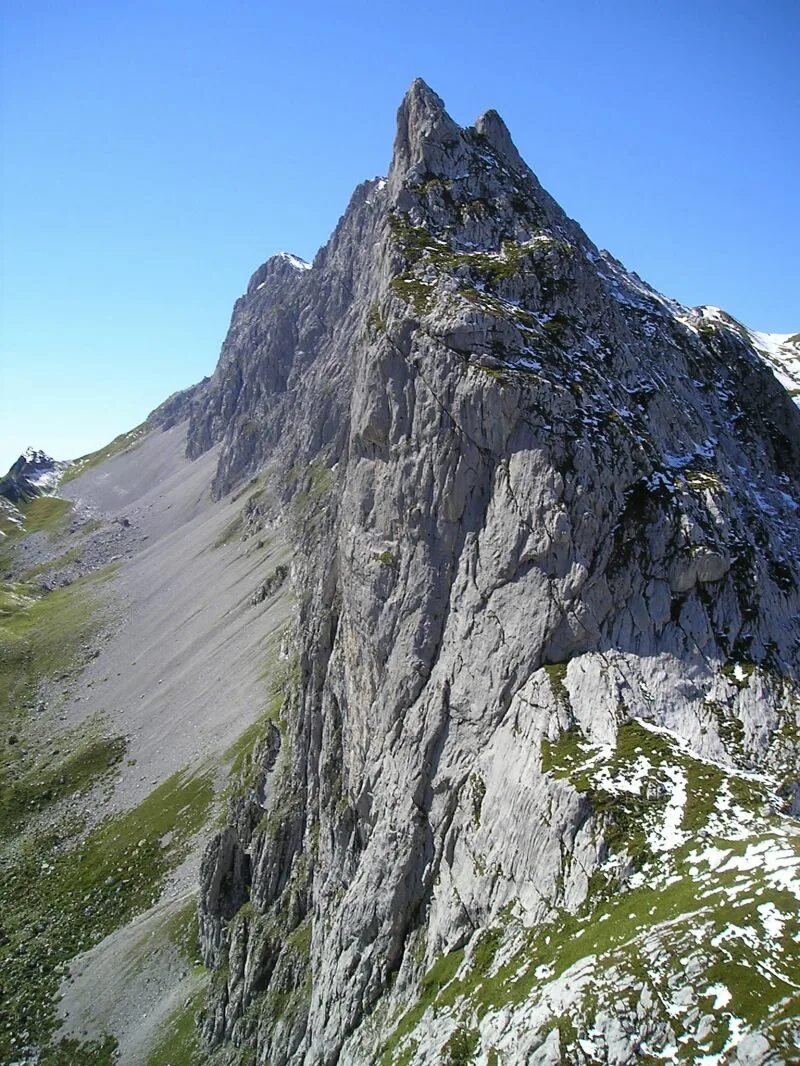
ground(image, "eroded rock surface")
xmin=191 ymin=81 xmax=800 ymax=1064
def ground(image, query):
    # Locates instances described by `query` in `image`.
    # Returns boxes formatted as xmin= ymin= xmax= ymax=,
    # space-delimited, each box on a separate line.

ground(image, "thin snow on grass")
xmin=649 ymin=764 xmax=687 ymax=854
xmin=594 ymin=754 xmax=652 ymax=796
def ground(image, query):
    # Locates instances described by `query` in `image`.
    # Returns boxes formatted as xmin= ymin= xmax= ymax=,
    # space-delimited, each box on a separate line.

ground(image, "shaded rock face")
xmin=193 ymin=81 xmax=800 ymax=1064
xmin=0 ymin=448 xmax=69 ymax=503
xmin=184 ymin=196 xmax=386 ymax=499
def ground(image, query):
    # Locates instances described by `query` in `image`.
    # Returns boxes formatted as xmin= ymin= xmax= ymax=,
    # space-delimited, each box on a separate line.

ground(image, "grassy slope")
xmin=60 ymin=423 xmax=150 ymax=484
xmin=0 ymin=494 xmax=73 ymax=550
xmin=0 ymin=766 xmax=215 ymax=1062
xmin=380 ymin=718 xmax=800 ymax=1064
xmin=0 ymin=469 xmax=216 ymax=1063
xmin=0 ymin=515 xmax=295 ymax=1063
xmin=0 ymin=565 xmax=111 ymax=718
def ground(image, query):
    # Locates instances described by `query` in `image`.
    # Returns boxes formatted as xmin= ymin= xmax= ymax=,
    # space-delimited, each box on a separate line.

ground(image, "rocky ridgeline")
xmin=182 ymin=82 xmax=799 ymax=1063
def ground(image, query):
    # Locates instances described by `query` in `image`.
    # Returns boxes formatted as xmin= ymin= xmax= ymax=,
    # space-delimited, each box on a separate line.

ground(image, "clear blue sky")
xmin=1 ymin=0 xmax=798 ymax=472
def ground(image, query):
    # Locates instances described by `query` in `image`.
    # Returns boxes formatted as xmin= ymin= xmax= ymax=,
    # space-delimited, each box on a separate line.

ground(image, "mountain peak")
xmin=23 ymin=446 xmax=53 ymax=464
xmin=389 ymin=78 xmax=461 ymax=187
xmin=276 ymin=251 xmax=311 ymax=271
xmin=474 ymin=107 xmax=526 ymax=172
xmin=404 ymin=76 xmax=443 ymax=111
xmin=245 ymin=251 xmax=312 ymax=296
xmin=0 ymin=448 xmax=67 ymax=504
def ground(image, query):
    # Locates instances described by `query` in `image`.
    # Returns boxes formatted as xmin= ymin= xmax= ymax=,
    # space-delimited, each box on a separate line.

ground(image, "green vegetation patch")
xmin=213 ymin=511 xmax=243 ymax=549
xmin=214 ymin=470 xmax=279 ymax=548
xmin=541 ymin=718 xmax=677 ymax=867
xmin=0 ymin=580 xmax=37 ymax=617
xmin=21 ymin=545 xmax=83 ymax=581
xmin=379 ymin=949 xmax=465 ymax=1063
xmin=291 ymin=459 xmax=334 ymax=502
xmin=223 ymin=690 xmax=284 ymax=789
xmin=0 ymin=565 xmax=113 ymax=721
xmin=389 ymin=213 xmax=527 ymax=286
xmin=161 ymin=897 xmax=202 ymax=964
xmin=20 ymin=495 xmax=73 ymax=536
xmin=542 ymin=661 xmax=569 ymax=704
xmin=381 ymin=714 xmax=800 ymax=1063
xmin=0 ymin=506 xmax=24 ymax=540
xmin=0 ymin=493 xmax=75 ymax=550
xmin=540 ymin=312 xmax=573 ymax=342
xmin=230 ymin=469 xmax=269 ymax=504
xmin=444 ymin=1027 xmax=480 ymax=1065
xmin=470 ymin=773 xmax=486 ymax=826
xmin=39 ymin=1035 xmax=119 ymax=1065
xmin=144 ymin=983 xmax=208 ymax=1066
xmin=381 ymin=819 xmax=800 ymax=1062
xmin=216 ymin=883 xmax=314 ymax=1053
xmin=0 ymin=765 xmax=214 ymax=1060
xmin=0 ymin=726 xmax=126 ymax=840
xmin=61 ymin=423 xmax=149 ymax=483
xmin=220 ymin=645 xmax=298 ymax=817
xmin=388 ymin=212 xmax=536 ymax=322
xmin=367 ymin=302 xmax=388 ymax=335
xmin=467 ymin=362 xmax=511 ymax=386
xmin=290 ymin=460 xmax=336 ymax=540
xmin=721 ymin=659 xmax=757 ymax=690
xmin=389 ymin=276 xmax=436 ymax=315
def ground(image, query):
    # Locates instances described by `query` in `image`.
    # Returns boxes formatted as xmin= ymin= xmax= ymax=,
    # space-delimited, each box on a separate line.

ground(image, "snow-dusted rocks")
xmin=694 ymin=304 xmax=800 ymax=405
xmin=0 ymin=448 xmax=70 ymax=504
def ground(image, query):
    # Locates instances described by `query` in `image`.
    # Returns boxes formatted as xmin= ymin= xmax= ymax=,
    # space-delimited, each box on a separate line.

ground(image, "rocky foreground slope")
xmin=1 ymin=81 xmax=798 ymax=1065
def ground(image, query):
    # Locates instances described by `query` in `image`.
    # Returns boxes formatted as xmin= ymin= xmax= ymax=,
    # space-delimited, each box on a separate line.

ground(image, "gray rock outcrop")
xmin=191 ymin=81 xmax=800 ymax=1064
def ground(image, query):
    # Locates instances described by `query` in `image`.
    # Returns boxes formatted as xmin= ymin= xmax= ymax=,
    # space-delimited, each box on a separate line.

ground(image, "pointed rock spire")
xmin=474 ymin=108 xmax=527 ymax=173
xmin=389 ymin=78 xmax=464 ymax=190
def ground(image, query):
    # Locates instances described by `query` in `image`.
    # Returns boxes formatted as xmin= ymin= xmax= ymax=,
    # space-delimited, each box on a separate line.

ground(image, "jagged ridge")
xmin=189 ymin=80 xmax=800 ymax=1065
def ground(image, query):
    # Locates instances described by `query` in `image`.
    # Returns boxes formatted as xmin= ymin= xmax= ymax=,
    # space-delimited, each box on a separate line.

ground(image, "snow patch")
xmin=757 ymin=901 xmax=785 ymax=941
xmin=704 ymin=983 xmax=731 ymax=1010
xmin=649 ymin=765 xmax=688 ymax=854
xmin=277 ymin=252 xmax=311 ymax=271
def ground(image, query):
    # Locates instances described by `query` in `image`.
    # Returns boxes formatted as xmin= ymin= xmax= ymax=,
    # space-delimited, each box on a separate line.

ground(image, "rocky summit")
xmin=1 ymin=80 xmax=798 ymax=1066
xmin=0 ymin=448 xmax=70 ymax=505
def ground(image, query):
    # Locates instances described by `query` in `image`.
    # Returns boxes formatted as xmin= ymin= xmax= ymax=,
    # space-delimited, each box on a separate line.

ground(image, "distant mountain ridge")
xmin=0 ymin=448 xmax=69 ymax=504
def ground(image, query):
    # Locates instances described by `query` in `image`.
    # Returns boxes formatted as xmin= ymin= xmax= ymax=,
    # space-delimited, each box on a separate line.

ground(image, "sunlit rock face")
xmin=193 ymin=81 xmax=800 ymax=1065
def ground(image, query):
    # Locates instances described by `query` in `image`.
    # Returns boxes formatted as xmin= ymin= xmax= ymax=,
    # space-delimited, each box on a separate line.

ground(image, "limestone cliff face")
xmin=193 ymin=82 xmax=800 ymax=1064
